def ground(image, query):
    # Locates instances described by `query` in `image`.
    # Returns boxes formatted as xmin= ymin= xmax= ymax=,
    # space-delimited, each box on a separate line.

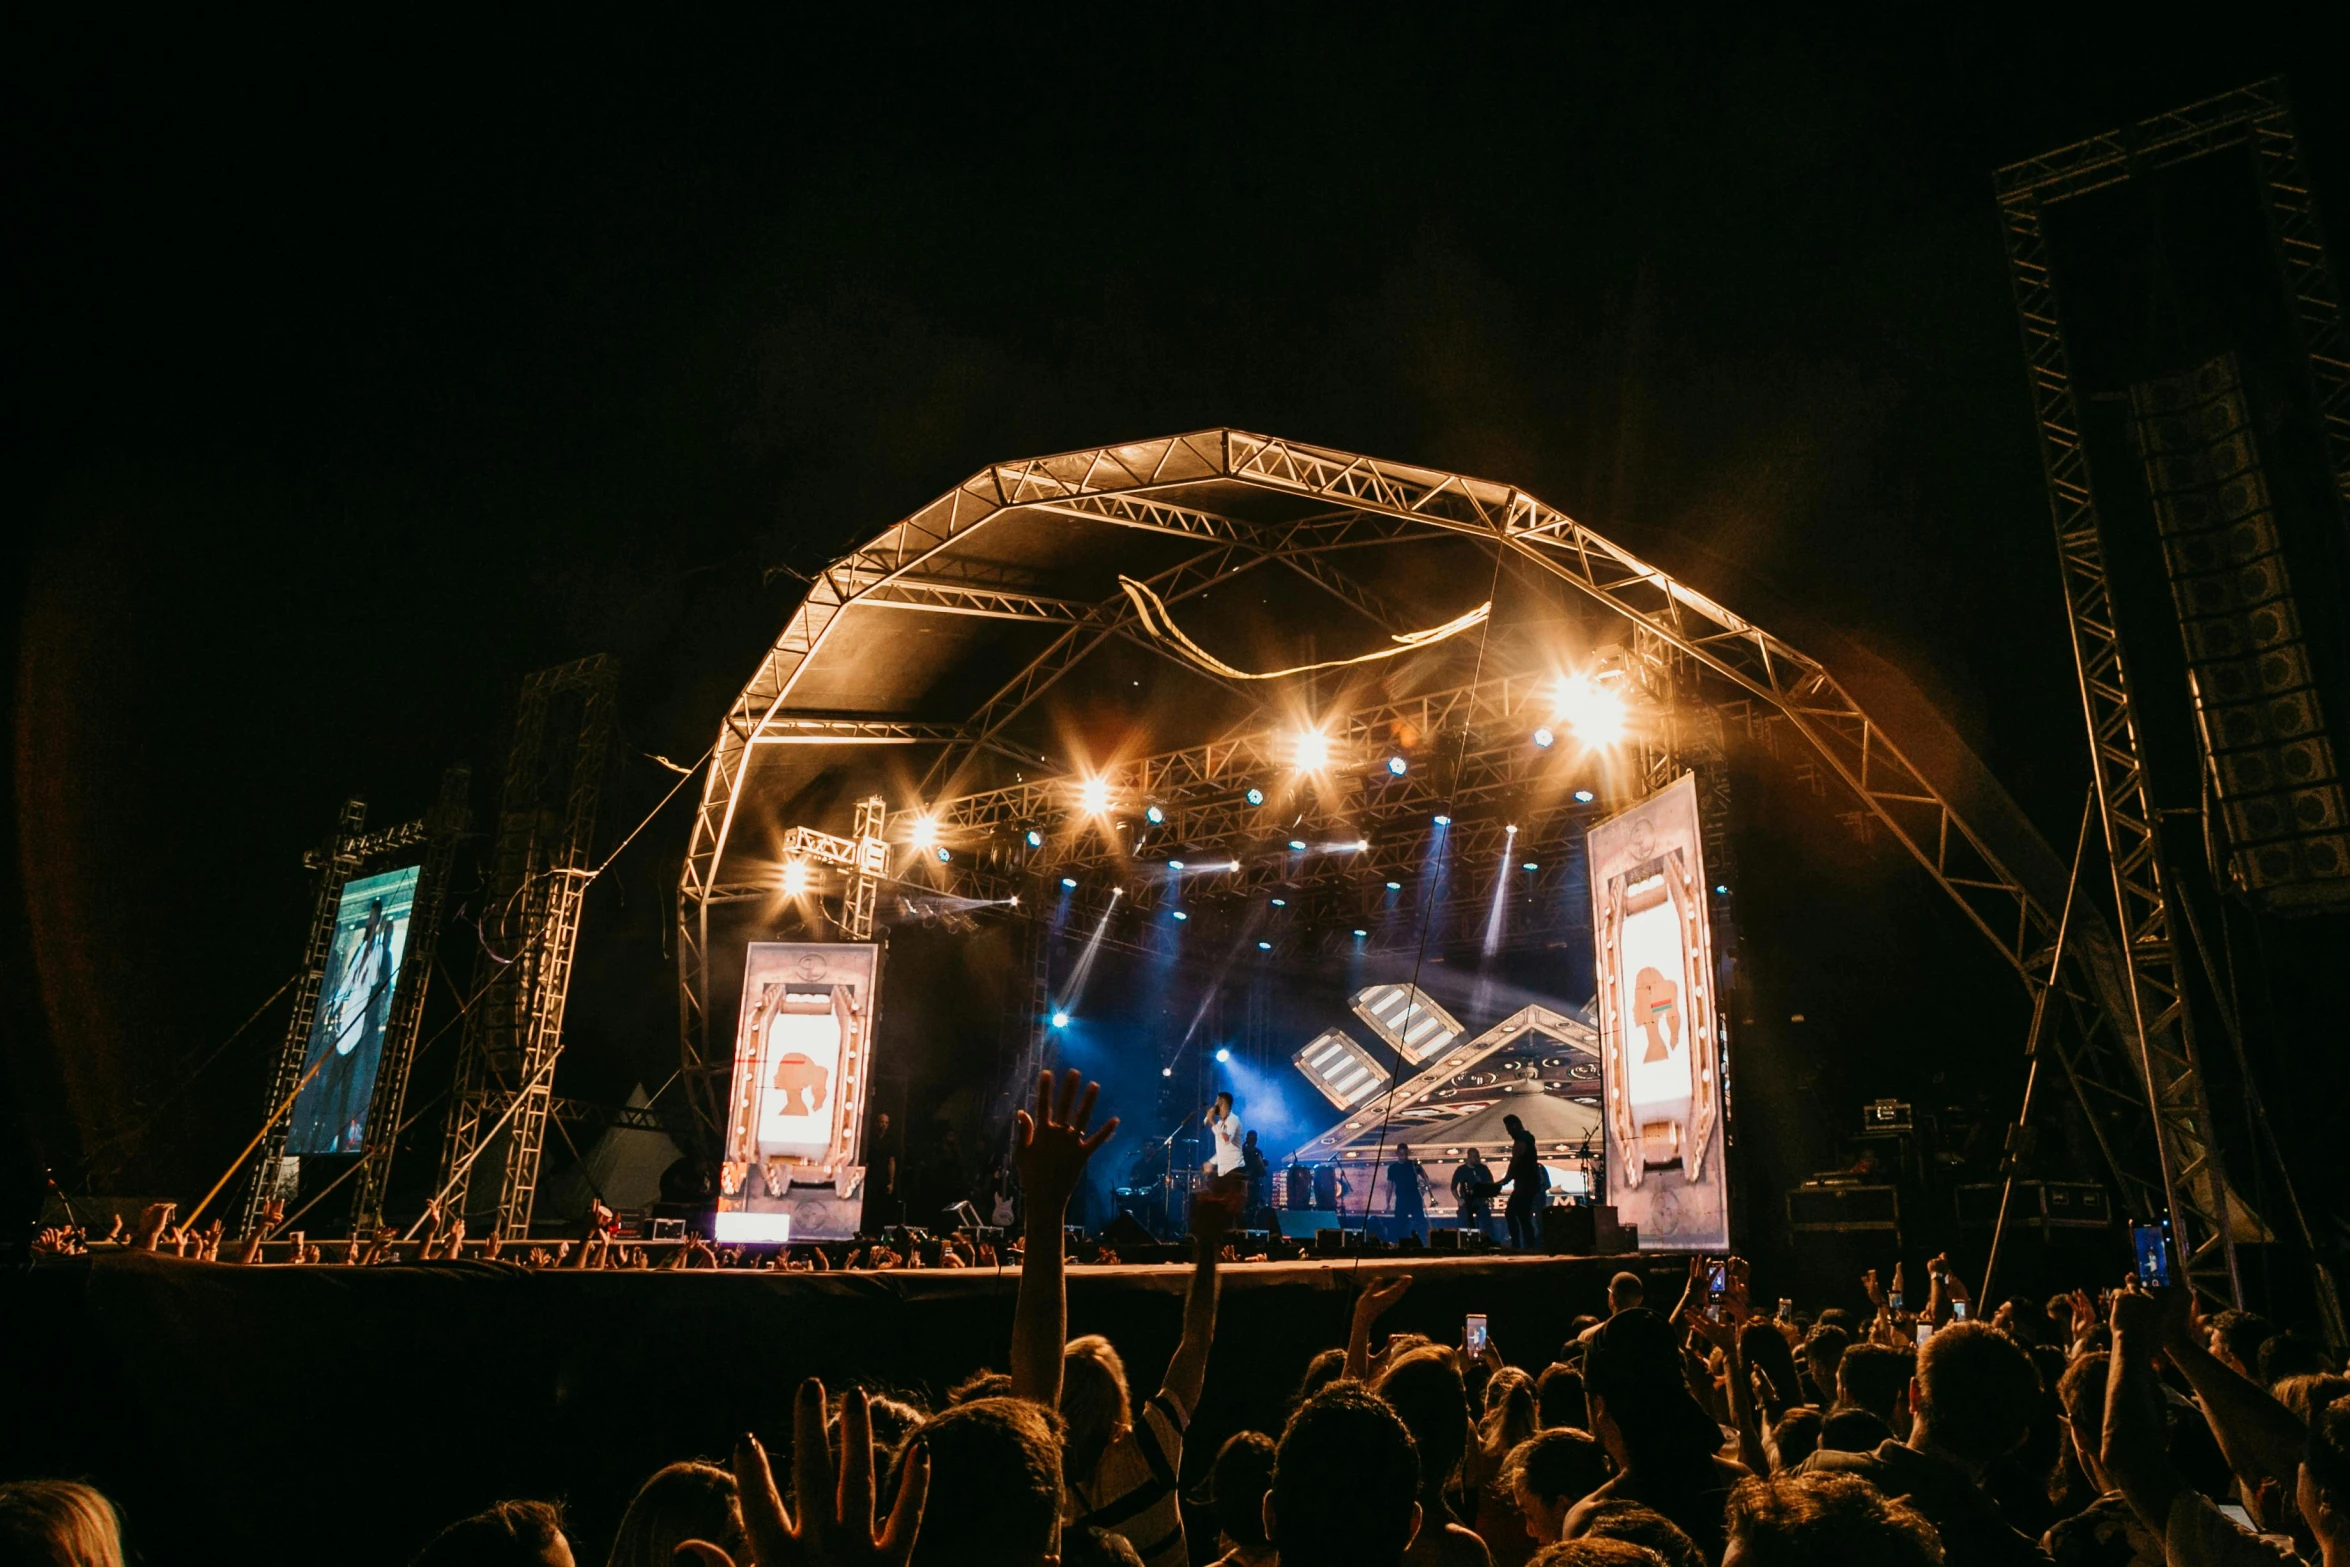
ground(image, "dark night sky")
xmin=6 ymin=14 xmax=2343 ymax=1211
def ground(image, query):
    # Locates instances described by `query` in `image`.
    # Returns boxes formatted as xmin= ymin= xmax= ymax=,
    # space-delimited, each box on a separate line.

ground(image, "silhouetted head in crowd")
xmin=1538 ymin=1363 xmax=1589 ymax=1430
xmin=1583 ymin=1309 xmax=1723 ymax=1476
xmin=1815 ymin=1307 xmax=1858 ymax=1335
xmin=1720 ymin=1471 xmax=1943 ymax=1567
xmin=2206 ymin=1308 xmax=2274 ymax=1379
xmin=2054 ymin=1351 xmax=2114 ymax=1494
xmin=1815 ymin=1406 xmax=1892 ymax=1455
xmin=1529 ymin=1542 xmax=1667 ymax=1565
xmin=1608 ymin=1272 xmax=1645 ymax=1313
xmin=1200 ymin=1430 xmax=1276 ymax=1558
xmin=1268 ymin=1383 xmax=1421 ymax=1567
xmin=606 ymin=1462 xmax=740 ymax=1567
xmin=1767 ymin=1407 xmax=1823 ymax=1471
xmin=2300 ymin=1393 xmax=2350 ymax=1559
xmin=1293 ymin=1347 xmax=1347 ymax=1413
xmin=1506 ymin=1428 xmax=1612 ymax=1544
xmin=1909 ymin=1321 xmax=2042 ymax=1473
xmin=1739 ymin=1321 xmax=1803 ymax=1413
xmin=1569 ymin=1498 xmax=1704 ymax=1566
xmin=0 ymin=1480 xmax=126 ymax=1567
xmin=1834 ymin=1342 xmax=1913 ymax=1428
xmin=1801 ymin=1323 xmax=1849 ymax=1396
xmin=950 ymin=1368 xmax=1014 ymax=1405
xmin=2277 ymin=1375 xmax=2350 ymax=1426
xmin=1379 ymin=1346 xmax=1473 ymax=1512
xmin=2261 ymin=1332 xmax=2333 ymax=1389
xmin=1060 ymin=1334 xmax=1132 ymax=1480
xmin=903 ymin=1396 xmax=1064 ymax=1567
xmin=410 ymin=1500 xmax=572 ymax=1567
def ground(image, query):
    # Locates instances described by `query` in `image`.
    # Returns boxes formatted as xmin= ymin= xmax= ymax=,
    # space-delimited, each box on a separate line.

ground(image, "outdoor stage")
xmin=9 ymin=1248 xmax=1641 ymax=1565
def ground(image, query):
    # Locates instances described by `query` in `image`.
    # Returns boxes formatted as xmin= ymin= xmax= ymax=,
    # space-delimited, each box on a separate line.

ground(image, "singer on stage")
xmin=1203 ymin=1092 xmax=1244 ymax=1180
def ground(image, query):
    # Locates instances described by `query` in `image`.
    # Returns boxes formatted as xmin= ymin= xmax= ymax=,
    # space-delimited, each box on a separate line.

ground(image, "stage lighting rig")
xmin=907 ymin=814 xmax=941 ymax=851
xmin=1554 ymin=671 xmax=1629 ymax=746
xmin=781 ymin=860 xmax=812 ymax=896
xmin=1292 ymin=728 xmax=1332 ymax=772
xmin=1078 ymin=776 xmax=1112 ymax=816
xmin=1386 ymin=755 xmax=1409 ymax=776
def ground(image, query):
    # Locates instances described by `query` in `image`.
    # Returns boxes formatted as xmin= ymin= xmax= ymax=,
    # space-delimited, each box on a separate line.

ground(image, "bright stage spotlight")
xmin=1215 ymin=1047 xmax=1231 ymax=1063
xmin=1433 ymin=813 xmax=1452 ymax=827
xmin=1145 ymin=803 xmax=1165 ymax=824
xmin=1244 ymin=786 xmax=1265 ymax=807
xmin=1051 ymin=1011 xmax=1069 ymax=1029
xmin=781 ymin=860 xmax=811 ymax=896
xmin=1161 ymin=1066 xmax=1173 ymax=1077
xmin=1523 ymin=861 xmax=1539 ymax=871
xmin=1172 ymin=910 xmax=1188 ymax=921
xmin=1078 ymin=776 xmax=1112 ymax=816
xmin=1386 ymin=755 xmax=1408 ymax=776
xmin=1024 ymin=829 xmax=1043 ymax=848
xmin=1287 ymin=838 xmax=1307 ymax=851
xmin=1573 ymin=788 xmax=1596 ymax=804
xmin=1352 ymin=927 xmax=1367 ymax=938
xmin=1555 ymin=673 xmax=1628 ymax=745
xmin=1270 ymin=898 xmax=1286 ymax=907
xmin=1168 ymin=859 xmax=1186 ymax=871
xmin=1330 ymin=838 xmax=1370 ymax=852
xmin=935 ymin=847 xmax=952 ymax=862
xmin=1256 ymin=940 xmax=1272 ymax=951
xmin=1061 ymin=876 xmax=1078 ymax=889
xmin=1715 ymin=883 xmax=1729 ymax=895
xmin=1385 ymin=880 xmax=1402 ymax=891
xmin=1532 ymin=726 xmax=1556 ymax=749
xmin=907 ymin=814 xmax=941 ymax=851
xmin=1291 ymin=728 xmax=1331 ymax=772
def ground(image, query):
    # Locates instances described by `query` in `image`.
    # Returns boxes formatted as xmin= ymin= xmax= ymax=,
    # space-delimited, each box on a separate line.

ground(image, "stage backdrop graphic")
xmin=1587 ymin=772 xmax=1728 ymax=1251
xmin=716 ymin=942 xmax=879 ymax=1243
xmin=286 ymin=865 xmax=422 ymax=1156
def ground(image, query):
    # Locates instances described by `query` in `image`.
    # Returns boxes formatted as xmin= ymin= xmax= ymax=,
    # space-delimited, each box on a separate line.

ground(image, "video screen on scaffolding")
xmin=286 ymin=865 xmax=423 ymax=1156
xmin=715 ymin=941 xmax=879 ymax=1244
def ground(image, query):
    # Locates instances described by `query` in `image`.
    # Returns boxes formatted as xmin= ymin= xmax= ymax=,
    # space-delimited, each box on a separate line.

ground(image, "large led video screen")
xmin=286 ymin=865 xmax=422 ymax=1156
xmin=1588 ymin=772 xmax=1728 ymax=1251
xmin=716 ymin=942 xmax=879 ymax=1243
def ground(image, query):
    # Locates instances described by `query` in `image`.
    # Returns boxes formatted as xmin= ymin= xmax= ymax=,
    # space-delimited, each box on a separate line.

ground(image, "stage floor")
xmin=8 ymin=1248 xmax=1651 ymax=1564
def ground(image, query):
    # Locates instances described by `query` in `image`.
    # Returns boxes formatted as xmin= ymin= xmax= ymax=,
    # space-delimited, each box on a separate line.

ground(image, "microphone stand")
xmin=1154 ymin=1107 xmax=1206 ymax=1239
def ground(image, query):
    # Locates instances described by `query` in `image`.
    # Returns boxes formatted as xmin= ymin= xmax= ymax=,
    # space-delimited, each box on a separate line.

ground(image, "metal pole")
xmin=1983 ymin=790 xmax=2096 ymax=1305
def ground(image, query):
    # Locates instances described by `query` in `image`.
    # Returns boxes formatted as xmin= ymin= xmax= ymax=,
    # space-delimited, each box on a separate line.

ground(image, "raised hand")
xmin=134 ymin=1202 xmax=175 ymax=1252
xmin=1357 ymin=1272 xmax=1413 ymax=1326
xmin=1188 ymin=1172 xmax=1245 ymax=1247
xmin=1012 ymin=1069 xmax=1118 ymax=1218
xmin=1863 ymin=1268 xmax=1885 ymax=1308
xmin=678 ymin=1379 xmax=928 ymax=1567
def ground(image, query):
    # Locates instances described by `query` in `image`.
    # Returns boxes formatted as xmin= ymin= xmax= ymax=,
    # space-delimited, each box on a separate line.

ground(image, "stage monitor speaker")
xmin=1542 ymin=1204 xmax=1597 ymax=1255
xmin=1313 ymin=1227 xmax=1361 ymax=1257
xmin=1278 ymin=1210 xmax=1340 ymax=1238
xmin=2131 ymin=353 xmax=2348 ymax=912
xmin=1786 ymin=1182 xmax=1900 ymax=1237
xmin=1430 ymin=1228 xmax=1460 ymax=1253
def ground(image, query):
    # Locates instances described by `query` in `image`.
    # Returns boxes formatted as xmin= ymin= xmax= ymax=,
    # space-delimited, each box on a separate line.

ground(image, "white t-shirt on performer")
xmin=1209 ymin=1112 xmax=1245 ymax=1175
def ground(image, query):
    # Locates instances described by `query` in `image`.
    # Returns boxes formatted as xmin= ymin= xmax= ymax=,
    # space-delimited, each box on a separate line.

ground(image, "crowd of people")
xmin=12 ymin=1068 xmax=2350 ymax=1567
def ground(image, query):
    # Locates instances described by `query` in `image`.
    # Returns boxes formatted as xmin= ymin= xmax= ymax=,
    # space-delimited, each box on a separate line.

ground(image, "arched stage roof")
xmin=677 ymin=428 xmax=2172 ymax=1217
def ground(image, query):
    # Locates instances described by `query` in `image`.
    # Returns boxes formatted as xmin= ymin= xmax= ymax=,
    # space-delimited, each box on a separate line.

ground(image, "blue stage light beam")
xmin=1481 ymin=823 xmax=1519 ymax=956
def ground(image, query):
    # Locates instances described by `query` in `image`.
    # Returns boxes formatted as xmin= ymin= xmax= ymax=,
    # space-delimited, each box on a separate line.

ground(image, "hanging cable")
xmin=1118 ymin=574 xmax=1489 ymax=681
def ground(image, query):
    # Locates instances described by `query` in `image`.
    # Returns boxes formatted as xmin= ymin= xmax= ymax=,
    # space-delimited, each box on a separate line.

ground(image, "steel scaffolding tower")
xmin=348 ymin=765 xmax=472 ymax=1233
xmin=438 ymin=656 xmax=617 ymax=1237
xmin=237 ymin=800 xmax=367 ymax=1231
xmin=1989 ymin=78 xmax=2350 ymax=1304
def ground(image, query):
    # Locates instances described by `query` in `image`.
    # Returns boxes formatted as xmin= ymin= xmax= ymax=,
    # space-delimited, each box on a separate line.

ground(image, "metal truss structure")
xmin=681 ymin=429 xmax=2175 ymax=1250
xmin=239 ymin=800 xmax=447 ymax=1232
xmin=1292 ymin=1002 xmax=1599 ymax=1164
xmin=348 ymin=765 xmax=472 ymax=1233
xmin=1991 ymin=77 xmax=2345 ymax=1304
xmin=238 ymin=799 xmax=369 ymax=1232
xmin=440 ymin=657 xmax=616 ymax=1237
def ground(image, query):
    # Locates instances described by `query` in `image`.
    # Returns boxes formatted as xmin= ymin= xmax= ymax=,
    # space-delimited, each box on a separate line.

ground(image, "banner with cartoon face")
xmin=1587 ymin=774 xmax=1727 ymax=1251
xmin=717 ymin=942 xmax=879 ymax=1242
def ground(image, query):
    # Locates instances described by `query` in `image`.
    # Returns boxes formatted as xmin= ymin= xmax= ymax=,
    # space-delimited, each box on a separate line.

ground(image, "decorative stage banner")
xmin=716 ymin=942 xmax=879 ymax=1243
xmin=1587 ymin=773 xmax=1727 ymax=1251
xmin=286 ymin=866 xmax=422 ymax=1156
